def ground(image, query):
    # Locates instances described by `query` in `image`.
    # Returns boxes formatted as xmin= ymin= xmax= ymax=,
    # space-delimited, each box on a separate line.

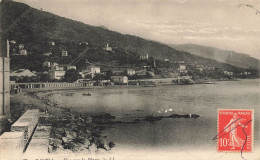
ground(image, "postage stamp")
xmin=216 ymin=109 xmax=253 ymax=152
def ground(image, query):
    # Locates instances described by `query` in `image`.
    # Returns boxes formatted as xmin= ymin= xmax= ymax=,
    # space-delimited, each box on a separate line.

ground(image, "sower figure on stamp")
xmin=224 ymin=113 xmax=247 ymax=149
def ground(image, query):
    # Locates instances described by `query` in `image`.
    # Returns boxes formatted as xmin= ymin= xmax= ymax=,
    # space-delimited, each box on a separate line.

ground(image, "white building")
xmin=223 ymin=71 xmax=234 ymax=76
xmin=81 ymin=66 xmax=101 ymax=79
xmin=50 ymin=62 xmax=59 ymax=70
xmin=62 ymin=51 xmax=68 ymax=56
xmin=49 ymin=41 xmax=55 ymax=46
xmin=48 ymin=70 xmax=65 ymax=80
xmin=104 ymin=43 xmax=112 ymax=51
xmin=19 ymin=44 xmax=24 ymax=50
xmin=66 ymin=65 xmax=77 ymax=70
xmin=43 ymin=61 xmax=51 ymax=68
xmin=126 ymin=69 xmax=135 ymax=75
xmin=111 ymin=76 xmax=128 ymax=84
xmin=140 ymin=53 xmax=149 ymax=60
xmin=19 ymin=49 xmax=27 ymax=55
xmin=85 ymin=66 xmax=100 ymax=74
xmin=52 ymin=65 xmax=65 ymax=71
xmin=43 ymin=52 xmax=52 ymax=56
xmin=178 ymin=64 xmax=187 ymax=73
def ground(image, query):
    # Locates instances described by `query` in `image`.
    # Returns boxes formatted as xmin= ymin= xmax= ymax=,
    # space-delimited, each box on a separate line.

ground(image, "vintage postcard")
xmin=0 ymin=0 xmax=260 ymax=160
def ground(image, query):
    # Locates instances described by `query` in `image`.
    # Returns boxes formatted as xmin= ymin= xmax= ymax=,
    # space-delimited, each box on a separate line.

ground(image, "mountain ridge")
xmin=169 ymin=43 xmax=260 ymax=70
xmin=1 ymin=0 xmax=258 ymax=78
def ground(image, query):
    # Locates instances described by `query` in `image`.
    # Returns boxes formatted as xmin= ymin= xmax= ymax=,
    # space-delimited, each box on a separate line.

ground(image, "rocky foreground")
xmin=10 ymin=92 xmax=115 ymax=154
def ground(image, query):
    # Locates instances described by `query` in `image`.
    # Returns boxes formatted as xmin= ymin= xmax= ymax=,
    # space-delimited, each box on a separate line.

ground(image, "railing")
xmin=11 ymin=82 xmax=94 ymax=89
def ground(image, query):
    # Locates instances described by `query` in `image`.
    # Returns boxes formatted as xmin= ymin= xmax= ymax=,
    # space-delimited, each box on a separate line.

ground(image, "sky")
xmin=14 ymin=0 xmax=260 ymax=59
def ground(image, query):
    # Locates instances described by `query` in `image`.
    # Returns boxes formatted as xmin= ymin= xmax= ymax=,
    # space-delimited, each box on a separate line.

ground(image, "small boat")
xmin=66 ymin=93 xmax=74 ymax=96
xmin=83 ymin=92 xmax=91 ymax=96
xmin=144 ymin=84 xmax=156 ymax=87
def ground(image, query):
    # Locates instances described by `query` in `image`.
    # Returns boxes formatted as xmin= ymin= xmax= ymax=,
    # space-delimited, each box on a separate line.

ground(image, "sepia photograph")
xmin=0 ymin=0 xmax=260 ymax=159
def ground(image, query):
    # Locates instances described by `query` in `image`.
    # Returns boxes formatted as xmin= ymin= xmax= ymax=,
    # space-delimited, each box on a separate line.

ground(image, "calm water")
xmin=49 ymin=79 xmax=260 ymax=150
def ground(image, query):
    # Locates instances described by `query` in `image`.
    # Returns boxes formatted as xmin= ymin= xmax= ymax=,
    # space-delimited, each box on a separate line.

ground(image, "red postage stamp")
xmin=217 ymin=109 xmax=253 ymax=152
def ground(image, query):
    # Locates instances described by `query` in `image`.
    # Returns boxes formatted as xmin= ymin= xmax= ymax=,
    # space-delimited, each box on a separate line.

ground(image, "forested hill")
xmin=0 ymin=0 xmax=257 ymax=77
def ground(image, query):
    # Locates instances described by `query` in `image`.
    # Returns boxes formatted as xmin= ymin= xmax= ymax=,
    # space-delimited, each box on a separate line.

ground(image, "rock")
xmin=144 ymin=115 xmax=163 ymax=122
xmin=49 ymin=138 xmax=54 ymax=145
xmin=108 ymin=142 xmax=115 ymax=149
xmin=53 ymin=138 xmax=62 ymax=146
xmin=73 ymin=144 xmax=86 ymax=153
xmin=56 ymin=144 xmax=63 ymax=149
xmin=83 ymin=139 xmax=91 ymax=146
xmin=88 ymin=144 xmax=98 ymax=153
xmin=48 ymin=145 xmax=53 ymax=153
xmin=62 ymin=137 xmax=72 ymax=144
xmin=97 ymin=148 xmax=107 ymax=154
xmin=191 ymin=114 xmax=200 ymax=118
xmin=70 ymin=131 xmax=77 ymax=139
xmin=55 ymin=128 xmax=65 ymax=135
xmin=65 ymin=131 xmax=73 ymax=139
xmin=85 ymin=129 xmax=92 ymax=138
xmin=94 ymin=139 xmax=105 ymax=149
xmin=103 ymin=143 xmax=110 ymax=150
xmin=52 ymin=133 xmax=63 ymax=139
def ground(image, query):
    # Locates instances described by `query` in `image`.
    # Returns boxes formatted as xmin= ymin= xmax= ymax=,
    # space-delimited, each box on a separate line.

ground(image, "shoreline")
xmin=21 ymin=78 xmax=234 ymax=93
xmin=10 ymin=92 xmax=115 ymax=154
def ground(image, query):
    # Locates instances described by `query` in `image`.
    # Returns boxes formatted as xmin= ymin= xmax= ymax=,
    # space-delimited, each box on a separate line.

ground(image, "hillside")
xmin=169 ymin=43 xmax=260 ymax=70
xmin=0 ymin=0 xmax=258 ymax=78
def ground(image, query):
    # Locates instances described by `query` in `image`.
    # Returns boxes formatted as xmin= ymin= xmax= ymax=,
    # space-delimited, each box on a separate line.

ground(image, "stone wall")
xmin=0 ymin=109 xmax=40 ymax=155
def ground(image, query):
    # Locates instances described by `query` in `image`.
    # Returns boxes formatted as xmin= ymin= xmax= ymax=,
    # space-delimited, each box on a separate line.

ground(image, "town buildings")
xmin=43 ymin=52 xmax=52 ymax=56
xmin=66 ymin=65 xmax=77 ymax=70
xmin=140 ymin=53 xmax=149 ymax=60
xmin=19 ymin=49 xmax=28 ymax=55
xmin=47 ymin=62 xmax=77 ymax=80
xmin=178 ymin=64 xmax=187 ymax=73
xmin=126 ymin=69 xmax=135 ymax=75
xmin=111 ymin=76 xmax=128 ymax=84
xmin=49 ymin=41 xmax=55 ymax=46
xmin=223 ymin=71 xmax=234 ymax=76
xmin=62 ymin=51 xmax=68 ymax=56
xmin=80 ymin=66 xmax=101 ymax=79
xmin=43 ymin=61 xmax=51 ymax=68
xmin=48 ymin=70 xmax=66 ymax=80
xmin=18 ymin=44 xmax=24 ymax=50
xmin=104 ymin=43 xmax=112 ymax=51
xmin=135 ymin=69 xmax=147 ymax=76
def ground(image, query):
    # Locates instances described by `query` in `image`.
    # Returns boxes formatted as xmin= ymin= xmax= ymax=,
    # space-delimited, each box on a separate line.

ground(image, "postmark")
xmin=214 ymin=109 xmax=253 ymax=153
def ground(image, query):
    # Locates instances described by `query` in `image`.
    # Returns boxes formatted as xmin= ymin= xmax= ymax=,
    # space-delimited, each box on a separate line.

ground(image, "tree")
xmin=93 ymin=73 xmax=106 ymax=82
xmin=64 ymin=69 xmax=79 ymax=82
xmin=105 ymin=70 xmax=113 ymax=80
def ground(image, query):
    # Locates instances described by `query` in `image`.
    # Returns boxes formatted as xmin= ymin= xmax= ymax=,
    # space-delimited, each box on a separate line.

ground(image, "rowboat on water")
xmin=83 ymin=92 xmax=91 ymax=96
xmin=66 ymin=93 xmax=74 ymax=96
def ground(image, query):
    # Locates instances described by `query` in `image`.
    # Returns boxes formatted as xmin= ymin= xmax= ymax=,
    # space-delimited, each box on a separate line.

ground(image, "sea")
xmin=48 ymin=79 xmax=260 ymax=159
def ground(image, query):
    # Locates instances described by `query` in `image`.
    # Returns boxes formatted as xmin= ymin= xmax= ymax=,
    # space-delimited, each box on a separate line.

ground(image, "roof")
xmin=126 ymin=69 xmax=135 ymax=71
xmin=87 ymin=65 xmax=100 ymax=68
xmin=111 ymin=76 xmax=127 ymax=78
xmin=10 ymin=69 xmax=36 ymax=77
